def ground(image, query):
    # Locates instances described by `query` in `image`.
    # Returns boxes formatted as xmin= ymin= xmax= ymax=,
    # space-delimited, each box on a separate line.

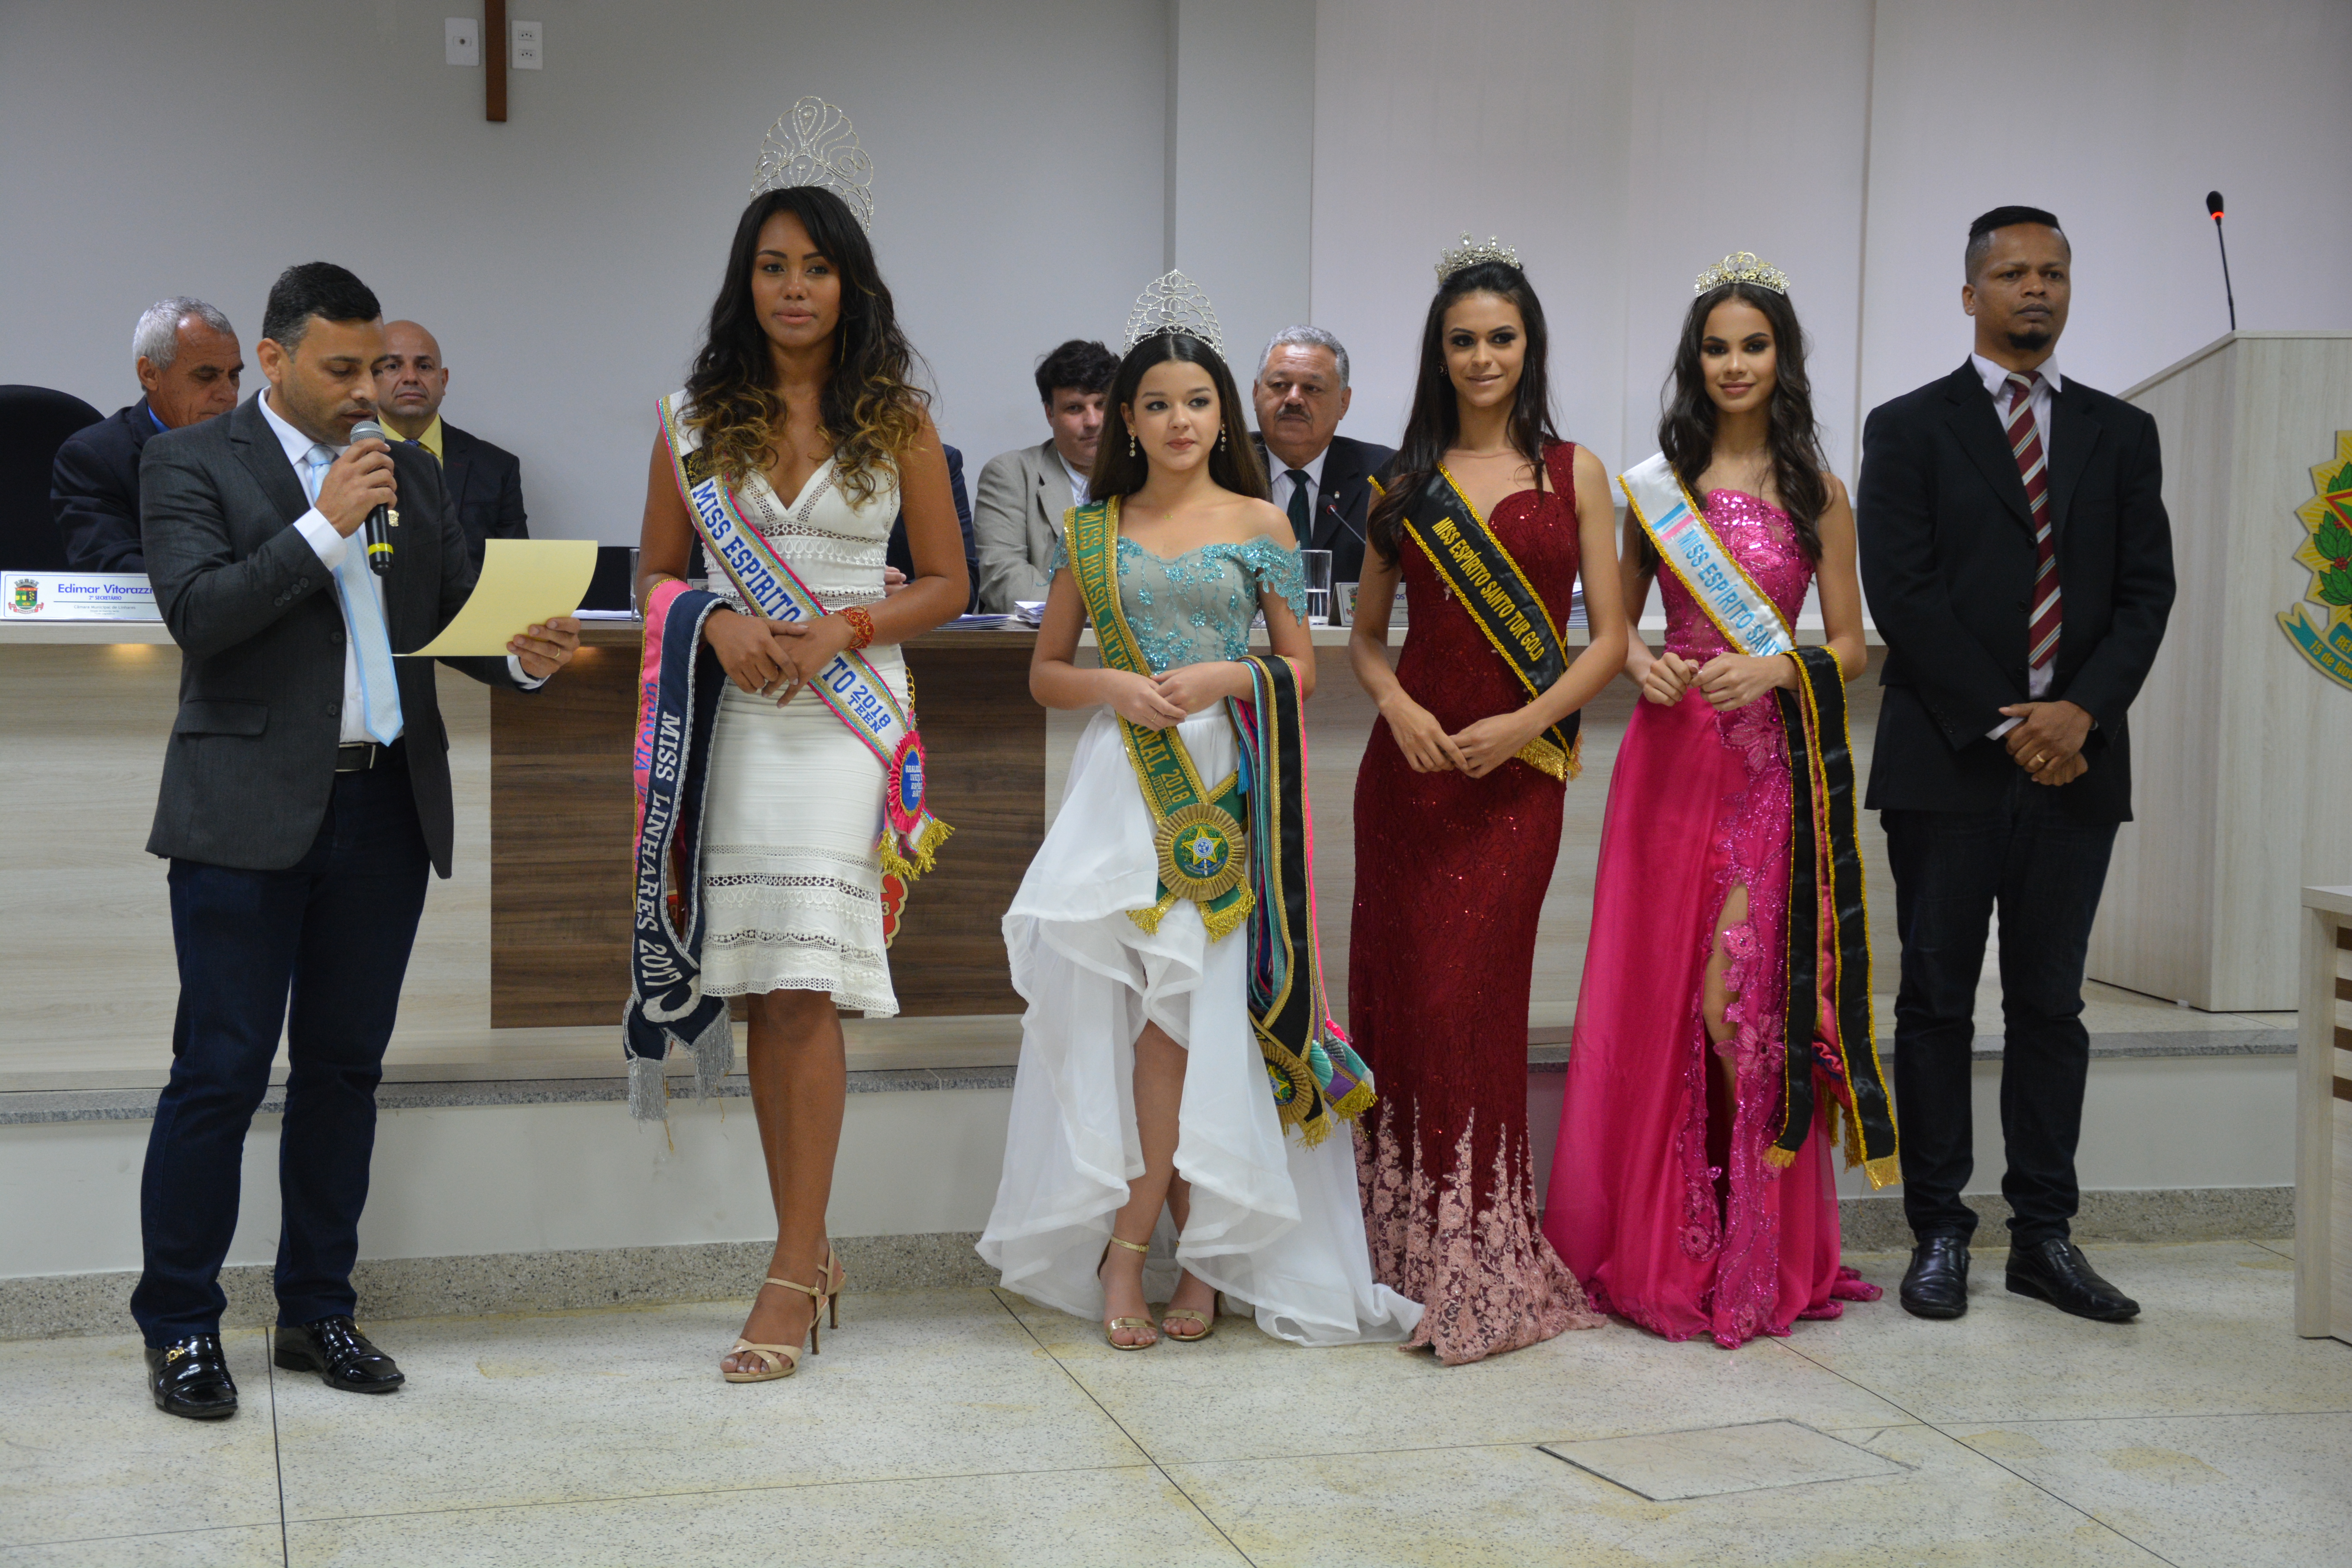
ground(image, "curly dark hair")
xmin=1087 ymin=332 xmax=1268 ymax=503
xmin=1033 ymin=339 xmax=1118 ymax=404
xmin=1651 ymin=280 xmax=1828 ymax=564
xmin=1365 ymin=260 xmax=1561 ymax=565
xmin=683 ymin=186 xmax=928 ymax=504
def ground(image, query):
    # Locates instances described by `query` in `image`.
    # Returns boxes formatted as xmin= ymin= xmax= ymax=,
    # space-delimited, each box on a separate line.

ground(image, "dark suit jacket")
xmin=53 ymin=400 xmax=160 ymax=573
xmin=139 ymin=394 xmax=526 ymax=877
xmin=886 ymin=443 xmax=978 ymax=612
xmin=1857 ymin=361 xmax=2176 ymax=822
xmin=437 ymin=420 xmax=529 ymax=567
xmin=1252 ymin=431 xmax=1395 ymax=584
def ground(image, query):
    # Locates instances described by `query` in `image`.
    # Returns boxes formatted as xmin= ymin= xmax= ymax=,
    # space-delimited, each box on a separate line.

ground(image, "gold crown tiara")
xmin=750 ymin=98 xmax=875 ymax=232
xmin=1437 ymin=232 xmax=1519 ymax=283
xmin=1694 ymin=251 xmax=1789 ymax=295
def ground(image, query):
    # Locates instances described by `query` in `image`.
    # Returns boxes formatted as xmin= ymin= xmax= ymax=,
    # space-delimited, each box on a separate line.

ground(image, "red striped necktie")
xmin=2005 ymin=372 xmax=2060 ymax=674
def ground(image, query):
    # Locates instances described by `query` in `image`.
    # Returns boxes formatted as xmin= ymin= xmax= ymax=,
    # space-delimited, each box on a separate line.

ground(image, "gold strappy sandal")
xmin=1099 ymin=1234 xmax=1156 ymax=1350
xmin=1163 ymin=1287 xmax=1221 ymax=1343
xmin=722 ymin=1274 xmax=825 ymax=1384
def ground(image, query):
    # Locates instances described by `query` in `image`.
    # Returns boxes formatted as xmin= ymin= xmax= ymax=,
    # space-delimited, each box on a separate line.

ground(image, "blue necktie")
xmin=303 ymin=445 xmax=403 ymax=745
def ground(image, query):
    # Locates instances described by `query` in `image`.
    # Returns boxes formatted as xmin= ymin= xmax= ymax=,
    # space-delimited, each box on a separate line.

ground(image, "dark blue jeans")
xmin=1882 ymin=773 xmax=2119 ymax=1249
xmin=130 ymin=751 xmax=430 ymax=1345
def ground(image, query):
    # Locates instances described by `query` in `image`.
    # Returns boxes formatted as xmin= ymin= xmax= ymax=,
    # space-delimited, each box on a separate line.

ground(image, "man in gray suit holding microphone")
xmin=132 ymin=262 xmax=579 ymax=1419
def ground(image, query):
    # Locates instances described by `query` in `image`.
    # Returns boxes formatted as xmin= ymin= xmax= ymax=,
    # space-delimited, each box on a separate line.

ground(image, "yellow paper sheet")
xmin=401 ymin=539 xmax=600 ymax=657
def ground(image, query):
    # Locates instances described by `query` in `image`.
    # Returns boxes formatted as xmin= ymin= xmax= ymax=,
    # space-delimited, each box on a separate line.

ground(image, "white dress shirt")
xmin=1972 ymin=353 xmax=2065 ymax=732
xmin=1267 ymin=443 xmax=1330 ymax=536
xmin=258 ymin=394 xmax=538 ymax=745
xmin=1058 ymin=450 xmax=1091 ymax=511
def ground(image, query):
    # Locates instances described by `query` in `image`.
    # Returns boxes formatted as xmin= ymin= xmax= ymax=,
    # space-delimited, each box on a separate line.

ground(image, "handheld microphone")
xmin=2205 ymin=191 xmax=2237 ymax=334
xmin=350 ymin=418 xmax=395 ymax=577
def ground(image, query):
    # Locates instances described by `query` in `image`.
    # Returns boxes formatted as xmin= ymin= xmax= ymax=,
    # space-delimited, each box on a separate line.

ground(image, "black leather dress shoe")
xmin=274 ymin=1316 xmax=405 ymax=1393
xmin=2007 ymin=1238 xmax=2140 ymax=1322
xmin=1899 ymin=1235 xmax=1971 ymax=1319
xmin=147 ymin=1334 xmax=238 ymax=1420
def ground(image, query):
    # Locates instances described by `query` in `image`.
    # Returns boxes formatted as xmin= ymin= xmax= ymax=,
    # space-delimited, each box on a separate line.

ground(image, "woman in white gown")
xmin=978 ymin=276 xmax=1420 ymax=1349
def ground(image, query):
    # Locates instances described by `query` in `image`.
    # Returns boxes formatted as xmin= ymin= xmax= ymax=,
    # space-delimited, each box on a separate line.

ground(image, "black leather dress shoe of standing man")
xmin=1900 ymin=1236 xmax=1970 ymax=1319
xmin=147 ymin=1334 xmax=238 ymax=1419
xmin=2007 ymin=1238 xmax=2139 ymax=1321
xmin=274 ymin=1316 xmax=405 ymax=1393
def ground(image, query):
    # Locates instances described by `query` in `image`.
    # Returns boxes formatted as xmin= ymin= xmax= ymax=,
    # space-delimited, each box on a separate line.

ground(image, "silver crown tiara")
xmin=1437 ymin=232 xmax=1519 ymax=282
xmin=1121 ymin=270 xmax=1225 ymax=359
xmin=1694 ymin=251 xmax=1789 ymax=295
xmin=749 ymin=98 xmax=875 ymax=232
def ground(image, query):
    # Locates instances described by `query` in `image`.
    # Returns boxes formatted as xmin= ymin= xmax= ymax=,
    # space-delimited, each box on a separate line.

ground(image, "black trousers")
xmin=1882 ymin=773 xmax=2119 ymax=1248
xmin=130 ymin=750 xmax=430 ymax=1345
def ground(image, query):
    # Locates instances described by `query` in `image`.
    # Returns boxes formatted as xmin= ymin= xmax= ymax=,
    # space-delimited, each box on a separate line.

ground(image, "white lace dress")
xmin=698 ymin=455 xmax=904 ymax=1015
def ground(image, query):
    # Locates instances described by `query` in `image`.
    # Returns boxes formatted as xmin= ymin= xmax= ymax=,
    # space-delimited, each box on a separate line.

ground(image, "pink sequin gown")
xmin=1351 ymin=443 xmax=1606 ymax=1365
xmin=1542 ymin=490 xmax=1878 ymax=1347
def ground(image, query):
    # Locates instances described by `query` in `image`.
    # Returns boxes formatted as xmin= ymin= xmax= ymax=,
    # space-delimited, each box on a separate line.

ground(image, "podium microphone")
xmin=350 ymin=418 xmax=395 ymax=577
xmin=2205 ymin=191 xmax=2237 ymax=333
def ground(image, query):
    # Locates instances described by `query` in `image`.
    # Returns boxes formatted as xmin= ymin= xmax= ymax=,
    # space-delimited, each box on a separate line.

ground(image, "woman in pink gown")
xmin=1542 ymin=261 xmax=1880 ymax=1347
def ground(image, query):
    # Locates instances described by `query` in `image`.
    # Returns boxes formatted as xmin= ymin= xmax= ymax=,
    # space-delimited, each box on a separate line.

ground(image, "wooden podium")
xmin=2089 ymin=332 xmax=2352 ymax=1012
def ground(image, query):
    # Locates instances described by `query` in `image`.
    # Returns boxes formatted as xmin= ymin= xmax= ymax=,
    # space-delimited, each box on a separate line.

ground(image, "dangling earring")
xmin=1129 ymin=433 xmax=1138 ymax=458
xmin=1216 ymin=428 xmax=1226 ymax=449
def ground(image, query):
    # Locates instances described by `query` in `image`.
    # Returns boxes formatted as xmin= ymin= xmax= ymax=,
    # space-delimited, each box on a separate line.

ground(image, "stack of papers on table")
xmin=1013 ymin=601 xmax=1046 ymax=628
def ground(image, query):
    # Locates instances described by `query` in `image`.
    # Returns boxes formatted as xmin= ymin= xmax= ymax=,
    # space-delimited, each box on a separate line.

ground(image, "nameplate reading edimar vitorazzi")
xmin=2 ymin=573 xmax=160 ymax=621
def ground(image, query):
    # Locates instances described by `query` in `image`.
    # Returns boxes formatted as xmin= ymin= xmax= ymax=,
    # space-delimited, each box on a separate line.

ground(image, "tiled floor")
xmin=4 ymin=1239 xmax=2345 ymax=1567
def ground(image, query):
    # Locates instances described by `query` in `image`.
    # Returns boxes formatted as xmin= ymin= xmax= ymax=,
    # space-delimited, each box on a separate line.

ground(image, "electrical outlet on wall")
xmin=445 ymin=16 xmax=479 ymax=66
xmin=510 ymin=20 xmax=543 ymax=70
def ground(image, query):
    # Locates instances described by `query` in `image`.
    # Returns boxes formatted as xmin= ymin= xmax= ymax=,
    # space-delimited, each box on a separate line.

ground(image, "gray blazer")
xmin=972 ymin=437 xmax=1078 ymax=613
xmin=139 ymin=394 xmax=525 ymax=876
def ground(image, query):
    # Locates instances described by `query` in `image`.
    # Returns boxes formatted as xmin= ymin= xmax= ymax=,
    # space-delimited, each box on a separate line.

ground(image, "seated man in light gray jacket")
xmin=971 ymin=338 xmax=1117 ymax=613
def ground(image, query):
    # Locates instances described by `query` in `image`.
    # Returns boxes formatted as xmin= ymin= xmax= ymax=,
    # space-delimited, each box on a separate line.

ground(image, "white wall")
xmin=1 ymin=0 xmax=1168 ymax=544
xmin=1313 ymin=0 xmax=2352 ymax=483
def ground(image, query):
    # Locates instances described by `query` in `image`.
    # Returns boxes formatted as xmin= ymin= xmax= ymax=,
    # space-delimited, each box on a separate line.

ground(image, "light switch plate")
xmin=510 ymin=19 xmax=543 ymax=69
xmin=445 ymin=16 xmax=479 ymax=66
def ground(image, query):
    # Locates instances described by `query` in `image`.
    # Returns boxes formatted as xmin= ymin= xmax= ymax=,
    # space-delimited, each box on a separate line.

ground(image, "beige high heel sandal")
xmin=1099 ymin=1234 xmax=1156 ymax=1350
xmin=818 ymin=1242 xmax=844 ymax=1331
xmin=722 ymin=1274 xmax=826 ymax=1384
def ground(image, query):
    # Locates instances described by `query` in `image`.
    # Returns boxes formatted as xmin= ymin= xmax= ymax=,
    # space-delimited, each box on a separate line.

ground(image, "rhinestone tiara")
xmin=1121 ymin=270 xmax=1225 ymax=359
xmin=1694 ymin=251 xmax=1789 ymax=296
xmin=1437 ymin=233 xmax=1520 ymax=283
xmin=749 ymin=98 xmax=875 ymax=233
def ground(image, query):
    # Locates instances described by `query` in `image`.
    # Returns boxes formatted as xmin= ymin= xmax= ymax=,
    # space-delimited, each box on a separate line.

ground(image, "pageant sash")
xmin=1773 ymin=646 xmax=1899 ymax=1187
xmin=1376 ymin=467 xmax=1580 ymax=779
xmin=1230 ymin=653 xmax=1376 ymax=1145
xmin=1067 ymin=497 xmax=1254 ymax=942
xmin=622 ymin=577 xmax=734 ymax=1124
xmin=1619 ymin=453 xmax=1796 ymax=659
xmin=655 ymin=393 xmax=950 ymax=892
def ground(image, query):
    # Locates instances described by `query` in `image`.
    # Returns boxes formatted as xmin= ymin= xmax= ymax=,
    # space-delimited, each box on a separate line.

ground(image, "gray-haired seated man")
xmin=52 ymin=297 xmax=244 ymax=573
xmin=1249 ymin=325 xmax=1393 ymax=587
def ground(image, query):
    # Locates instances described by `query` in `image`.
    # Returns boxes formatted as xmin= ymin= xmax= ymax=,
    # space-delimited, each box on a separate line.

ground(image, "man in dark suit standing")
xmin=51 ymin=297 xmax=244 ymax=572
xmin=1858 ymin=207 xmax=2175 ymax=1326
xmin=1251 ymin=326 xmax=1392 ymax=588
xmin=132 ymin=263 xmax=578 ymax=1419
xmin=372 ymin=319 xmax=529 ymax=568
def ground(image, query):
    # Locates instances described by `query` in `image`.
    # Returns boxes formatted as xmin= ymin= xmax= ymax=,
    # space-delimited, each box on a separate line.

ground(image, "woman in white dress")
xmin=635 ymin=160 xmax=967 ymax=1380
xmin=977 ymin=276 xmax=1420 ymax=1350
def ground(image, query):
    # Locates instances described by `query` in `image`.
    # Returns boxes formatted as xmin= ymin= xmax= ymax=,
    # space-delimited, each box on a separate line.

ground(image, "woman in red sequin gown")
xmin=1346 ymin=252 xmax=1628 ymax=1364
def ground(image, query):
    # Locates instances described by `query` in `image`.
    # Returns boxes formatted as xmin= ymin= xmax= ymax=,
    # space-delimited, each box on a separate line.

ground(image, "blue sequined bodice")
xmin=1052 ymin=533 xmax=1308 ymax=673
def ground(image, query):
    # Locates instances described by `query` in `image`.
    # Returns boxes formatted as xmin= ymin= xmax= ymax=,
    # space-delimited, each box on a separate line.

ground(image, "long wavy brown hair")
xmin=1653 ymin=280 xmax=1828 ymax=563
xmin=683 ymin=186 xmax=927 ymax=504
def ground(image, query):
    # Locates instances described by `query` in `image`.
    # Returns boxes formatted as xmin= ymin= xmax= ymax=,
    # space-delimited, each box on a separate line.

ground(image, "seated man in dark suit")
xmin=372 ymin=319 xmax=528 ymax=568
xmin=1250 ymin=325 xmax=1393 ymax=586
xmin=51 ymin=297 xmax=243 ymax=572
xmin=887 ymin=443 xmax=976 ymax=612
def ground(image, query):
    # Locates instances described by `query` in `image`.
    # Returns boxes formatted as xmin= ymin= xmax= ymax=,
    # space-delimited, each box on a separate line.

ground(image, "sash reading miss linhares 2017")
xmin=1619 ymin=453 xmax=1900 ymax=1187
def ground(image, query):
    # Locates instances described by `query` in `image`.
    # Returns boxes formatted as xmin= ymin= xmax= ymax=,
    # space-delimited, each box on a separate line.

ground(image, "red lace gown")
xmin=1350 ymin=441 xmax=1606 ymax=1364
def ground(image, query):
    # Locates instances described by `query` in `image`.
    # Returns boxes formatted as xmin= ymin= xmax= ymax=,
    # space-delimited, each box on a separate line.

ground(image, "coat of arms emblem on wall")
xmin=2278 ymin=431 xmax=2352 ymax=692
